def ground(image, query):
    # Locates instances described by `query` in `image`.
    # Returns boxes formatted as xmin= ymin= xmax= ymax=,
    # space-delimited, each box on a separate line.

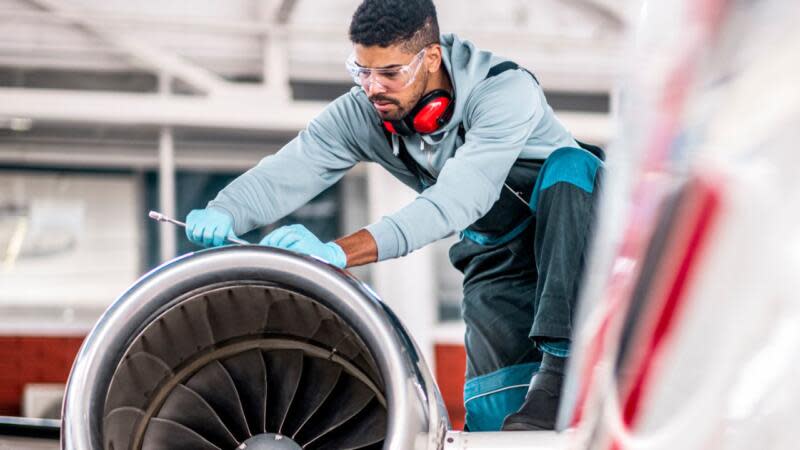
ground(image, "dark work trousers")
xmin=450 ymin=146 xmax=603 ymax=431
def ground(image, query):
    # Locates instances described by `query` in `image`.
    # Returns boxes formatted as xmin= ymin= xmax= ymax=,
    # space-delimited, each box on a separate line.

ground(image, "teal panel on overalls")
xmin=463 ymin=362 xmax=539 ymax=431
xmin=461 ymin=216 xmax=533 ymax=246
xmin=529 ymin=147 xmax=603 ymax=212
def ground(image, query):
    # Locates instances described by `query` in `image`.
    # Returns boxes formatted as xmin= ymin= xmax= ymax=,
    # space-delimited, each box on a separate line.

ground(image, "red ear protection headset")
xmin=382 ymin=89 xmax=454 ymax=136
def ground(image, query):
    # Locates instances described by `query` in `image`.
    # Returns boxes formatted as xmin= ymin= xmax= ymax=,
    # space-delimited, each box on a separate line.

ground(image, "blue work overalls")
xmin=387 ymin=63 xmax=604 ymax=431
xmin=453 ymin=145 xmax=603 ymax=431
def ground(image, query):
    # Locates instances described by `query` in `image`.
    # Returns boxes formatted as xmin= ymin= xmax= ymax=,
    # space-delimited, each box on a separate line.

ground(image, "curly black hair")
xmin=349 ymin=0 xmax=440 ymax=53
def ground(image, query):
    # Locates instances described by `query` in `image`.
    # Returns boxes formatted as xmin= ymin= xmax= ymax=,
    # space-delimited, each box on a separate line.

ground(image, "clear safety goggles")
xmin=345 ymin=48 xmax=426 ymax=92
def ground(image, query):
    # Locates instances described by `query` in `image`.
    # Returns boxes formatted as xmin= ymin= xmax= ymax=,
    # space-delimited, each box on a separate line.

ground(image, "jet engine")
xmin=61 ymin=246 xmax=450 ymax=450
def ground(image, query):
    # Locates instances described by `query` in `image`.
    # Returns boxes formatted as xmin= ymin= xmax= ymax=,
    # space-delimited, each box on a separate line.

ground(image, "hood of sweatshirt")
xmin=433 ymin=33 xmax=503 ymax=137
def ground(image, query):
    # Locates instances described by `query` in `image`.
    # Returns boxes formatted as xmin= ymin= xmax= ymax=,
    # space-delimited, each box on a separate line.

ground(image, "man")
xmin=185 ymin=0 xmax=603 ymax=432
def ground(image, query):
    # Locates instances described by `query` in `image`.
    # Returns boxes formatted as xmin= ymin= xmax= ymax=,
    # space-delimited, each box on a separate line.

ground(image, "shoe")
xmin=501 ymin=370 xmax=563 ymax=431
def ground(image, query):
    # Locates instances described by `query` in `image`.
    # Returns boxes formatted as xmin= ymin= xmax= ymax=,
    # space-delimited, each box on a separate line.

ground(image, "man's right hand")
xmin=185 ymin=208 xmax=237 ymax=247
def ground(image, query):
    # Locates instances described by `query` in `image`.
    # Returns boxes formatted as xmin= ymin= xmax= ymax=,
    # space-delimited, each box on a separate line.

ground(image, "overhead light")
xmin=0 ymin=117 xmax=34 ymax=131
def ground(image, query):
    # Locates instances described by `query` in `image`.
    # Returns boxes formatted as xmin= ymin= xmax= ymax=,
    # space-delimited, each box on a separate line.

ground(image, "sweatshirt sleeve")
xmin=365 ymin=70 xmax=543 ymax=260
xmin=208 ymin=94 xmax=365 ymax=235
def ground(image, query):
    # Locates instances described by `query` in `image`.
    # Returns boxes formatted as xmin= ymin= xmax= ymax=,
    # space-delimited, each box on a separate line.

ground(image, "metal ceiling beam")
xmin=0 ymin=9 xmax=274 ymax=35
xmin=0 ymin=143 xmax=373 ymax=175
xmin=23 ymin=0 xmax=231 ymax=95
xmin=0 ymin=87 xmax=325 ymax=131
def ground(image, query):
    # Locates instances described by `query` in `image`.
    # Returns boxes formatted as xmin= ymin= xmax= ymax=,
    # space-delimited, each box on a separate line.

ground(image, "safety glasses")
xmin=345 ymin=48 xmax=426 ymax=92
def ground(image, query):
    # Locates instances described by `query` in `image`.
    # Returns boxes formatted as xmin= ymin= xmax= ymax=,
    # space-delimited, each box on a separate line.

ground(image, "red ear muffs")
xmin=411 ymin=89 xmax=453 ymax=133
xmin=383 ymin=89 xmax=453 ymax=136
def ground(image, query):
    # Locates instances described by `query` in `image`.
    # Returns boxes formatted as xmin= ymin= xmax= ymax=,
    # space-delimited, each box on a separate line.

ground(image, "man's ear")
xmin=426 ymin=44 xmax=442 ymax=73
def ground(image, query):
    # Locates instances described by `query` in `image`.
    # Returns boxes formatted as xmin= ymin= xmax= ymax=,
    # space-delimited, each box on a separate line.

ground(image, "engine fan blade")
xmin=329 ymin=334 xmax=383 ymax=388
xmin=141 ymin=417 xmax=221 ymax=450
xmin=308 ymin=315 xmax=348 ymax=349
xmin=205 ymin=288 xmax=270 ymax=343
xmin=103 ymin=406 xmax=145 ymax=450
xmin=128 ymin=300 xmax=215 ymax=369
xmin=281 ymin=356 xmax=342 ymax=438
xmin=293 ymin=373 xmax=375 ymax=446
xmin=185 ymin=360 xmax=251 ymax=440
xmin=105 ymin=352 xmax=173 ymax=411
xmin=306 ymin=399 xmax=386 ymax=450
xmin=264 ymin=294 xmax=325 ymax=338
xmin=156 ymin=383 xmax=239 ymax=449
xmin=221 ymin=349 xmax=268 ymax=434
xmin=261 ymin=349 xmax=304 ymax=433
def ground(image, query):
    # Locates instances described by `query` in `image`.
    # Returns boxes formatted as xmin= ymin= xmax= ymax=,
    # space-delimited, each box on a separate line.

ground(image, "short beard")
xmin=382 ymin=106 xmax=406 ymax=121
xmin=374 ymin=71 xmax=429 ymax=121
xmin=371 ymin=98 xmax=403 ymax=120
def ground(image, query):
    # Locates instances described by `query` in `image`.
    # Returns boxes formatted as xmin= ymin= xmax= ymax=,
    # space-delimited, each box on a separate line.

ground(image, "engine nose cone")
xmin=237 ymin=433 xmax=302 ymax=450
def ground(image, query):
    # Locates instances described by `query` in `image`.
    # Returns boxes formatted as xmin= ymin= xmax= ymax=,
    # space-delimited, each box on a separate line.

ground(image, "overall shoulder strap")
xmin=485 ymin=61 xmax=539 ymax=84
xmin=457 ymin=61 xmax=540 ymax=141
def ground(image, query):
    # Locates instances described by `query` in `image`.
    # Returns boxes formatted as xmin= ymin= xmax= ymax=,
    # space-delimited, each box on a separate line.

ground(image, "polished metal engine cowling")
xmin=61 ymin=246 xmax=450 ymax=450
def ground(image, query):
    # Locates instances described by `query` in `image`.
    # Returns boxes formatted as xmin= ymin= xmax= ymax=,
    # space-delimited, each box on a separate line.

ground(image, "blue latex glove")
xmin=185 ymin=208 xmax=238 ymax=247
xmin=260 ymin=224 xmax=347 ymax=268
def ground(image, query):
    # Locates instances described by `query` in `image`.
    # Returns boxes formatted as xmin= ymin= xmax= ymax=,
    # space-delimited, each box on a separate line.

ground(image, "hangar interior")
xmin=0 ymin=0 xmax=661 ymax=448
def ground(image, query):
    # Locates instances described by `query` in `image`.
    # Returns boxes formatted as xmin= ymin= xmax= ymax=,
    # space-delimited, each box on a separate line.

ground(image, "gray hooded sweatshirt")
xmin=208 ymin=34 xmax=578 ymax=261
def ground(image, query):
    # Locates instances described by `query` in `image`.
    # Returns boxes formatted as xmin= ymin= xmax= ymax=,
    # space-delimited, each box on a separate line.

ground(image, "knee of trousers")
xmin=530 ymin=147 xmax=603 ymax=210
xmin=463 ymin=362 xmax=539 ymax=431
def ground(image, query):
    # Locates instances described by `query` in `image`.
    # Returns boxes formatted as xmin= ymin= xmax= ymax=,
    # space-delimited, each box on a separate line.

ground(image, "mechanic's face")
xmin=352 ymin=43 xmax=442 ymax=120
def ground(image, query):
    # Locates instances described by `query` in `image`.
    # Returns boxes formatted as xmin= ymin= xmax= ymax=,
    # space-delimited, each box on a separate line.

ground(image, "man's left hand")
xmin=260 ymin=224 xmax=347 ymax=268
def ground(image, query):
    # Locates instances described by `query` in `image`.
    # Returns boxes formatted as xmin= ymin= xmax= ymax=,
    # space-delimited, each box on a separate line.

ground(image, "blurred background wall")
xmin=0 ymin=0 xmax=636 ymax=425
